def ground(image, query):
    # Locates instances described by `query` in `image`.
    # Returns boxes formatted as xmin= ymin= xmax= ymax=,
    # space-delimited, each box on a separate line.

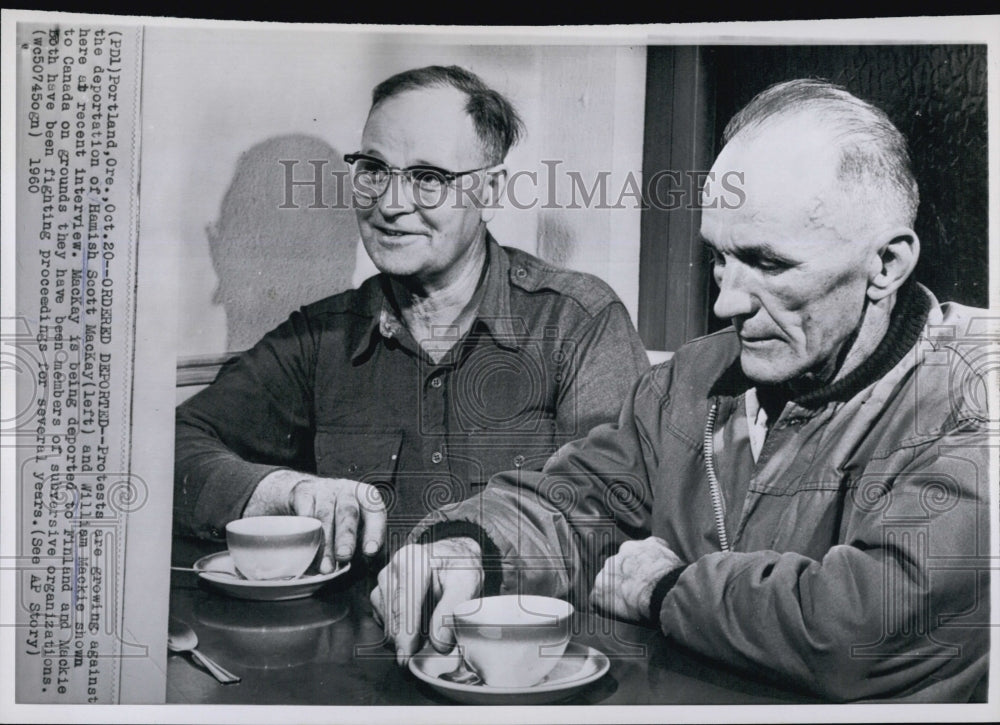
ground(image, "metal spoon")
xmin=438 ymin=656 xmax=482 ymax=686
xmin=167 ymin=617 xmax=241 ymax=684
xmin=170 ymin=566 xmax=302 ymax=581
xmin=170 ymin=566 xmax=243 ymax=578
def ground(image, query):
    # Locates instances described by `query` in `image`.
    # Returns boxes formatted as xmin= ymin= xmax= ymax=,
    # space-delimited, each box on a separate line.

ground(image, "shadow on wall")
xmin=208 ymin=134 xmax=359 ymax=351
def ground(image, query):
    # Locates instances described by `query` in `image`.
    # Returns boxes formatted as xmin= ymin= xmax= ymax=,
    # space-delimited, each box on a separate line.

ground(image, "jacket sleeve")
xmin=658 ymin=420 xmax=991 ymax=702
xmin=555 ymin=300 xmax=650 ymax=441
xmin=173 ymin=310 xmax=318 ymax=539
xmin=412 ymin=368 xmax=664 ymax=608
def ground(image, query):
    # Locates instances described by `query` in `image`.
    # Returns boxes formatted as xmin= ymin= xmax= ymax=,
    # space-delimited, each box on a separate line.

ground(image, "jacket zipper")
xmin=703 ymin=401 xmax=731 ymax=552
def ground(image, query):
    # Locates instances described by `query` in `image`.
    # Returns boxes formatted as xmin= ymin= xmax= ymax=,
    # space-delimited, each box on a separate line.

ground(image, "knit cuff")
xmin=646 ymin=565 xmax=688 ymax=626
xmin=416 ymin=521 xmax=504 ymax=596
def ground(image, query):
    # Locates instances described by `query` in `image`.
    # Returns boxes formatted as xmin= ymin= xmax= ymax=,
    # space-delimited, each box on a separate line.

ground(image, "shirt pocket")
xmin=453 ymin=421 xmax=559 ymax=488
xmin=314 ymin=427 xmax=403 ymax=485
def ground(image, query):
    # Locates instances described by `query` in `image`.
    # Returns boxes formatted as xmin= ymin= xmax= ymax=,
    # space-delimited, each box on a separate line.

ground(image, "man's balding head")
xmin=721 ymin=78 xmax=919 ymax=234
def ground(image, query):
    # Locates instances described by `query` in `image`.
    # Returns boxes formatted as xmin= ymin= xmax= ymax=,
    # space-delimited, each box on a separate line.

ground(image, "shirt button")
xmin=514 ymin=455 xmax=525 ymax=467
xmin=515 ymin=267 xmax=528 ymax=279
xmin=431 ymin=451 xmax=444 ymax=464
xmin=430 ymin=376 xmax=443 ymax=389
xmin=348 ymin=463 xmax=360 ymax=474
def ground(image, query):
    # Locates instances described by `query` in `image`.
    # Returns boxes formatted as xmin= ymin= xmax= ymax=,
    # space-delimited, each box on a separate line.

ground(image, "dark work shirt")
xmin=174 ymin=237 xmax=650 ymax=541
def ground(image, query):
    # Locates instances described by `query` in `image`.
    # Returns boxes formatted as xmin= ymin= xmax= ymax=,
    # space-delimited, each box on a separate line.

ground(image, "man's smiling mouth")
xmin=374 ymin=225 xmax=426 ymax=238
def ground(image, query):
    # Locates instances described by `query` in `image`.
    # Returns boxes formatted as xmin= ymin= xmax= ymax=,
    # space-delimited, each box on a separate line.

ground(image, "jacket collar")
xmin=709 ymin=279 xmax=933 ymax=413
xmin=350 ymin=232 xmax=520 ymax=362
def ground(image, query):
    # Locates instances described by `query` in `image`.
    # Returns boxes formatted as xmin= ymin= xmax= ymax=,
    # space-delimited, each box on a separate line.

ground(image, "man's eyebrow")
xmin=738 ymin=242 xmax=798 ymax=261
xmin=700 ymin=238 xmax=797 ymax=262
xmin=356 ymin=152 xmax=450 ymax=170
xmin=407 ymin=158 xmax=452 ymax=169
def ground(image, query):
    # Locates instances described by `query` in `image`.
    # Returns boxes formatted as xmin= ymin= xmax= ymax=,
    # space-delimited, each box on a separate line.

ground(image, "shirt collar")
xmin=377 ymin=298 xmax=404 ymax=340
xmin=350 ymin=232 xmax=521 ymax=362
xmin=349 ymin=281 xmax=390 ymax=362
xmin=473 ymin=233 xmax=521 ymax=351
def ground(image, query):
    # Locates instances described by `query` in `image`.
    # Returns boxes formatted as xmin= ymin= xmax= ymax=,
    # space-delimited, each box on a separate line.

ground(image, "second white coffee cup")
xmin=451 ymin=595 xmax=574 ymax=688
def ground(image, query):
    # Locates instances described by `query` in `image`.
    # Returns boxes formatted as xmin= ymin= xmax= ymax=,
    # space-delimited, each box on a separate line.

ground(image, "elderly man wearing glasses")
xmin=174 ymin=65 xmax=650 ymax=574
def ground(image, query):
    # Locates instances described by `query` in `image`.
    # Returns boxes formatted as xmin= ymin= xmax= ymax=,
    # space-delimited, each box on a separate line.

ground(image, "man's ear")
xmin=481 ymin=166 xmax=508 ymax=224
xmin=867 ymin=227 xmax=920 ymax=302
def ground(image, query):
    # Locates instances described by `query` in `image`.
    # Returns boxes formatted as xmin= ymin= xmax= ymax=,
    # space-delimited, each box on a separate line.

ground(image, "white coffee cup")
xmin=451 ymin=595 xmax=574 ymax=688
xmin=225 ymin=516 xmax=322 ymax=580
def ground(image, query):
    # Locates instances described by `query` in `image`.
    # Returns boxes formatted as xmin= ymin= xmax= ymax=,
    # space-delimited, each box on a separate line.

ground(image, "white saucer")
xmin=408 ymin=641 xmax=609 ymax=705
xmin=192 ymin=551 xmax=350 ymax=601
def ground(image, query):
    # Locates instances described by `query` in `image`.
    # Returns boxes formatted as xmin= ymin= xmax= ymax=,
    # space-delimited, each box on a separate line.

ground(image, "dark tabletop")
xmin=167 ymin=537 xmax=819 ymax=706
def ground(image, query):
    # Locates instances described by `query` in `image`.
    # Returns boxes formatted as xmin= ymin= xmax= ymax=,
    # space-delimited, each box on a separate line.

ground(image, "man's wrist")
xmin=416 ymin=521 xmax=503 ymax=596
xmin=243 ymin=468 xmax=299 ymax=517
xmin=436 ymin=536 xmax=482 ymax=559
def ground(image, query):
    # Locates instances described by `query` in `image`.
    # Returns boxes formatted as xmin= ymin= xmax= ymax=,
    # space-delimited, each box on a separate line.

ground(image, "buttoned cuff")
xmin=416 ymin=521 xmax=504 ymax=596
xmin=646 ymin=565 xmax=688 ymax=627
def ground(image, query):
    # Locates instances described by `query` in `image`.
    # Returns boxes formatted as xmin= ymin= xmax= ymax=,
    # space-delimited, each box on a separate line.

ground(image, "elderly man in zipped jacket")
xmin=370 ymin=79 xmax=992 ymax=702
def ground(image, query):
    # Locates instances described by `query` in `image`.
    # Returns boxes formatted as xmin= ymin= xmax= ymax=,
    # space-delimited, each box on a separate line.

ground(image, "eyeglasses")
xmin=343 ymin=153 xmax=492 ymax=203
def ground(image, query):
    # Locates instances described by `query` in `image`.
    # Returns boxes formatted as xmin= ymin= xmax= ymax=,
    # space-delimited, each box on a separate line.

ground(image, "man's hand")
xmin=370 ymin=537 xmax=483 ymax=665
xmin=244 ymin=470 xmax=386 ymax=573
xmin=590 ymin=536 xmax=684 ymax=623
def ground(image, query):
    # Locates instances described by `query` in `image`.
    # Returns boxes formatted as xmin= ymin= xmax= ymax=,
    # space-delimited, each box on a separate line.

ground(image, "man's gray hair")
xmin=724 ymin=78 xmax=919 ymax=227
xmin=371 ymin=65 xmax=524 ymax=165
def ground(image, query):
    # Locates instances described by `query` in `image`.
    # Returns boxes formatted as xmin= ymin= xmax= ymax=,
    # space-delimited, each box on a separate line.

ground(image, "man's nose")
xmin=712 ymin=260 xmax=758 ymax=321
xmin=377 ymin=173 xmax=418 ymax=216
